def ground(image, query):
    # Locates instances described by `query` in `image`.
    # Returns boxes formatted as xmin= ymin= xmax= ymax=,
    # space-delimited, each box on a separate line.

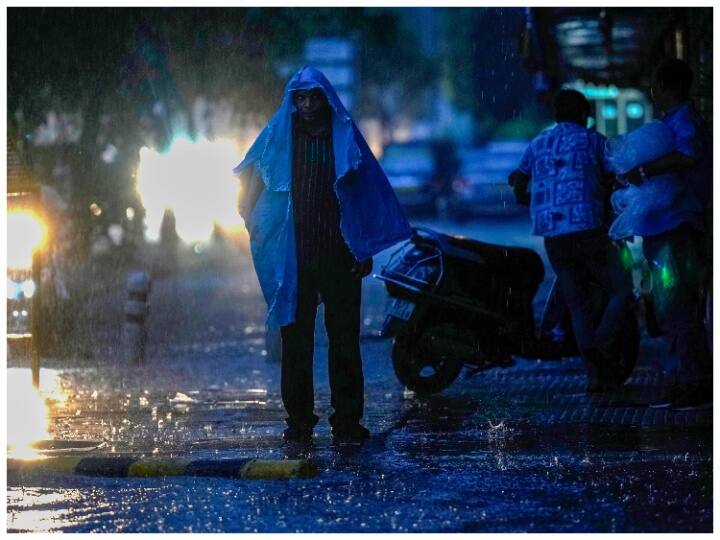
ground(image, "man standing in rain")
xmin=234 ymin=67 xmax=411 ymax=443
xmin=508 ymin=89 xmax=633 ymax=392
xmin=621 ymin=59 xmax=712 ymax=409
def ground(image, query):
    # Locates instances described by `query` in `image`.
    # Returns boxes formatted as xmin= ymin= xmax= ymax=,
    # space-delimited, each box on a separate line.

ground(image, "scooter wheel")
xmin=392 ymin=325 xmax=463 ymax=396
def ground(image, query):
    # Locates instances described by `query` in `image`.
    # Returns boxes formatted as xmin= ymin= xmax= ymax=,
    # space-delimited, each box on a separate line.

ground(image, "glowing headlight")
xmin=8 ymin=210 xmax=47 ymax=270
xmin=7 ymin=277 xmax=20 ymax=300
xmin=135 ymin=137 xmax=244 ymax=244
xmin=22 ymin=279 xmax=36 ymax=298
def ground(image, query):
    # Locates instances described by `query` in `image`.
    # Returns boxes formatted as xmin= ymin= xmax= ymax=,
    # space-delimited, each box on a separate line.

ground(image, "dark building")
xmin=520 ymin=7 xmax=712 ymax=125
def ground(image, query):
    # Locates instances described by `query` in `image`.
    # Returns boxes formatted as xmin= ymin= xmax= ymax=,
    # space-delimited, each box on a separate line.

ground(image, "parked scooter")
xmin=375 ymin=227 xmax=639 ymax=395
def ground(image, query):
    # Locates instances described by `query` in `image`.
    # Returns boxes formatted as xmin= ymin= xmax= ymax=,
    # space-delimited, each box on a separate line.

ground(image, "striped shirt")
xmin=291 ymin=116 xmax=352 ymax=269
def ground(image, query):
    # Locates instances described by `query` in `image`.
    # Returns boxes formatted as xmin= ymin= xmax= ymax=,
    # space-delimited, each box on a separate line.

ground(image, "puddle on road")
xmin=7 ymin=368 xmax=69 ymax=459
xmin=6 ymin=352 xmax=712 ymax=533
xmin=6 ymin=424 xmax=711 ymax=534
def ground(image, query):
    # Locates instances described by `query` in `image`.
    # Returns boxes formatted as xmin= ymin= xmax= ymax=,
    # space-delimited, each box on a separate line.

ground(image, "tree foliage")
xmin=8 ymin=7 xmax=433 ymax=258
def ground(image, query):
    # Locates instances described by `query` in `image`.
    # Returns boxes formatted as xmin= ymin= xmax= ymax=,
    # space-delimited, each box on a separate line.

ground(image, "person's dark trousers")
xmin=544 ymin=229 xmax=634 ymax=382
xmin=280 ymin=255 xmax=364 ymax=433
xmin=643 ymin=224 xmax=711 ymax=387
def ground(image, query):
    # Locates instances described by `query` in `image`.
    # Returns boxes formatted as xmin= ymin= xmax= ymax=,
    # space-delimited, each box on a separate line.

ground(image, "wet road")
xmin=6 ymin=216 xmax=712 ymax=533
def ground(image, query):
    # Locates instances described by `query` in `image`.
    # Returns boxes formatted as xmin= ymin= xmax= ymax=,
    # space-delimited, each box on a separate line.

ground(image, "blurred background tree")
xmin=8 ymin=7 xmax=539 ymax=260
xmin=8 ymin=7 xmax=433 ymax=258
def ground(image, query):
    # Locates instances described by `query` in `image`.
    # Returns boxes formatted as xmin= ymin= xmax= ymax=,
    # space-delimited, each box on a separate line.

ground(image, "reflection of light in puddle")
xmin=227 ymin=400 xmax=267 ymax=407
xmin=6 ymin=488 xmax=109 ymax=533
xmin=7 ymin=368 xmax=68 ymax=459
xmin=7 ymin=507 xmax=86 ymax=533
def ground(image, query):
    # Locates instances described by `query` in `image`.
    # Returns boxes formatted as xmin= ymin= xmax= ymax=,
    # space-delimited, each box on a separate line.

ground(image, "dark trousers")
xmin=544 ymin=229 xmax=634 ymax=377
xmin=280 ymin=257 xmax=364 ymax=431
xmin=643 ymin=224 xmax=711 ymax=386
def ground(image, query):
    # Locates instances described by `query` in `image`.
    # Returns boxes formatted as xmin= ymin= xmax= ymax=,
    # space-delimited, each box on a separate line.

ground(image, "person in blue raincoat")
xmin=234 ymin=67 xmax=411 ymax=442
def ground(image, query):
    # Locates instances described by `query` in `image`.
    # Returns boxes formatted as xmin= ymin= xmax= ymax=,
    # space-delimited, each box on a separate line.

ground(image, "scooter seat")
xmin=411 ymin=227 xmax=545 ymax=290
xmin=443 ymin=234 xmax=545 ymax=288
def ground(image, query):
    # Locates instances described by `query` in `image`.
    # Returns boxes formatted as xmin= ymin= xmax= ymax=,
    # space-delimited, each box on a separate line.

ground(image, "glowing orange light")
xmin=7 ymin=210 xmax=47 ymax=270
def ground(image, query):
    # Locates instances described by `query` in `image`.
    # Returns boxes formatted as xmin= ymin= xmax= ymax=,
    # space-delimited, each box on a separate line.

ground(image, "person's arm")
xmin=625 ymin=120 xmax=702 ymax=185
xmin=509 ymin=143 xmax=533 ymax=206
xmin=508 ymin=169 xmax=531 ymax=206
xmin=624 ymin=151 xmax=698 ymax=185
xmin=237 ymin=166 xmax=264 ymax=223
xmin=597 ymin=134 xmax=619 ymax=190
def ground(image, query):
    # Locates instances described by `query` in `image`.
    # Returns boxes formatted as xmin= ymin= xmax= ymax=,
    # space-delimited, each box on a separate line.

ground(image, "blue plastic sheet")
xmin=605 ymin=121 xmax=685 ymax=240
xmin=233 ymin=67 xmax=411 ymax=327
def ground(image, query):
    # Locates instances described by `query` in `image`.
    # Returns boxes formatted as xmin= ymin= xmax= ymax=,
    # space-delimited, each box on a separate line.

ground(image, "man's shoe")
xmin=649 ymin=384 xmax=682 ymax=409
xmin=332 ymin=424 xmax=370 ymax=443
xmin=671 ymin=395 xmax=712 ymax=411
xmin=671 ymin=383 xmax=712 ymax=411
xmin=649 ymin=396 xmax=674 ymax=409
xmin=283 ymin=427 xmax=313 ymax=443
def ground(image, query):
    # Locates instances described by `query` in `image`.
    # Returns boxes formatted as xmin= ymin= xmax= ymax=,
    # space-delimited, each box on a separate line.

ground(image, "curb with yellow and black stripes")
xmin=8 ymin=456 xmax=318 ymax=480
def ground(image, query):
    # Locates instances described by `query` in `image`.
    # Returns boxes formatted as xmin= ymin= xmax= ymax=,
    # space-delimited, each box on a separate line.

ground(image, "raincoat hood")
xmin=233 ymin=66 xmax=411 ymax=328
xmin=234 ymin=66 xmax=361 ymax=192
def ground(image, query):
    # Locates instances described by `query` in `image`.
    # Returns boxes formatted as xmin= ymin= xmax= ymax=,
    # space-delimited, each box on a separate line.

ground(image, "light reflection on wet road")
xmin=6 ymin=216 xmax=712 ymax=532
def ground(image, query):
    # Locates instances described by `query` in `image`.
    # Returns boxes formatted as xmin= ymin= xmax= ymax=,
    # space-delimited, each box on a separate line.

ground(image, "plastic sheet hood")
xmin=233 ymin=66 xmax=411 ymax=327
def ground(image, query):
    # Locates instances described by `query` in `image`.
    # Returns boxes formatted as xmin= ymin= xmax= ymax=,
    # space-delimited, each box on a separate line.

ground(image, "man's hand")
xmin=351 ymin=258 xmax=373 ymax=279
xmin=237 ymin=169 xmax=265 ymax=224
xmin=624 ymin=167 xmax=644 ymax=186
xmin=508 ymin=169 xmax=531 ymax=207
xmin=623 ymin=152 xmax=699 ymax=187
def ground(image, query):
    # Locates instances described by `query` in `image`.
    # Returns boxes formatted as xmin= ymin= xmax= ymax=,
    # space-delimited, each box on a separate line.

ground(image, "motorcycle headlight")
xmin=21 ymin=279 xmax=36 ymax=299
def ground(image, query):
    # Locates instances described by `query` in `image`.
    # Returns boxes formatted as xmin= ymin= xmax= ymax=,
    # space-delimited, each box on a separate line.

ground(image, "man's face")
xmin=650 ymin=80 xmax=661 ymax=102
xmin=293 ymin=89 xmax=328 ymax=122
xmin=650 ymin=77 xmax=675 ymax=113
